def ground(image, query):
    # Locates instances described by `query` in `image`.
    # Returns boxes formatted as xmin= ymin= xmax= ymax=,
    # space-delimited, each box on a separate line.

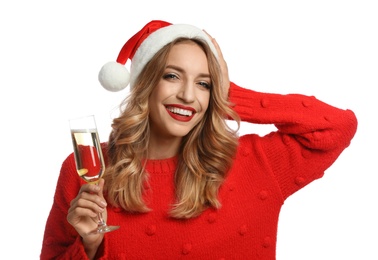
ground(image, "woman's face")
xmin=148 ymin=41 xmax=211 ymax=139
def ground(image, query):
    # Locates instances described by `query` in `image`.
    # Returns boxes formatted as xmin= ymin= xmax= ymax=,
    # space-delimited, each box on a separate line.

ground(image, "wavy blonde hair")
xmin=103 ymin=38 xmax=240 ymax=218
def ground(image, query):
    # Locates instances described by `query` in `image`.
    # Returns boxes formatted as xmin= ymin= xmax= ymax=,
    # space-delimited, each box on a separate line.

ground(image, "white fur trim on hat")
xmin=129 ymin=24 xmax=218 ymax=88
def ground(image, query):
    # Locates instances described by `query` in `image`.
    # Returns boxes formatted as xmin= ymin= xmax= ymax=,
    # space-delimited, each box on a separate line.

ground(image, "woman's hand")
xmin=204 ymin=30 xmax=230 ymax=100
xmin=67 ymin=178 xmax=107 ymax=258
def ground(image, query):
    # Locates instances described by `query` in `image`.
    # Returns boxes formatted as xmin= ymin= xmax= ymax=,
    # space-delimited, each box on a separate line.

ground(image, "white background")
xmin=1 ymin=0 xmax=377 ymax=259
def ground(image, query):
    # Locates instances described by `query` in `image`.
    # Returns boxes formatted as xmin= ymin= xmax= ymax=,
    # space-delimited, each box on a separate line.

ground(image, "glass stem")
xmin=95 ymin=182 xmax=107 ymax=227
xmin=97 ymin=213 xmax=106 ymax=227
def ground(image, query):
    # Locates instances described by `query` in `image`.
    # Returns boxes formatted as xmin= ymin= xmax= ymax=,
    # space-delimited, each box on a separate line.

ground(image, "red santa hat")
xmin=98 ymin=20 xmax=218 ymax=92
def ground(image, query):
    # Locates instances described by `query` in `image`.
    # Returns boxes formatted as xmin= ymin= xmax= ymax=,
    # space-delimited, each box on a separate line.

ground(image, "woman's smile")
xmin=165 ymin=104 xmax=196 ymax=122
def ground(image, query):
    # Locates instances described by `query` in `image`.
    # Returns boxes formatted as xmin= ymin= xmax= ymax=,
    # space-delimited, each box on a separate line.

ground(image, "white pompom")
xmin=98 ymin=61 xmax=130 ymax=92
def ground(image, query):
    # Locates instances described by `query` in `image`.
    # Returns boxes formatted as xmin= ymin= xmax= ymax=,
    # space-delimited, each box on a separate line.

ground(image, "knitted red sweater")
xmin=41 ymin=83 xmax=357 ymax=259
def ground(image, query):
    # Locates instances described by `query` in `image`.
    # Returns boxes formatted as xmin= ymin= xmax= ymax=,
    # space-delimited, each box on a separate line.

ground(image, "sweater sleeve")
xmin=229 ymin=82 xmax=358 ymax=199
xmin=40 ymin=153 xmax=91 ymax=260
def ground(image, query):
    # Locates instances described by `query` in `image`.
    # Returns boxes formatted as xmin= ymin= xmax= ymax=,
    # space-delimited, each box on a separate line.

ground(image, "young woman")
xmin=41 ymin=20 xmax=358 ymax=259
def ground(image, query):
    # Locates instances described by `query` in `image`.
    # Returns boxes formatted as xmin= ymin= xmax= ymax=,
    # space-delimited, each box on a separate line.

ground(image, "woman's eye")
xmin=163 ymin=73 xmax=178 ymax=80
xmin=198 ymin=81 xmax=211 ymax=89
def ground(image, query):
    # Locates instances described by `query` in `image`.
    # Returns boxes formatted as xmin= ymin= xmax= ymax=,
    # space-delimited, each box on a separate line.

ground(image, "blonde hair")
xmin=103 ymin=38 xmax=240 ymax=218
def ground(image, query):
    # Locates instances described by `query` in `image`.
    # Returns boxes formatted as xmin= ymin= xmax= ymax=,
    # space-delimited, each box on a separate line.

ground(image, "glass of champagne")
xmin=69 ymin=115 xmax=119 ymax=234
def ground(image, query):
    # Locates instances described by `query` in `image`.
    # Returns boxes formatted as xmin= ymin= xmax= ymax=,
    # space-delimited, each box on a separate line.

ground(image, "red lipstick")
xmin=165 ymin=104 xmax=196 ymax=122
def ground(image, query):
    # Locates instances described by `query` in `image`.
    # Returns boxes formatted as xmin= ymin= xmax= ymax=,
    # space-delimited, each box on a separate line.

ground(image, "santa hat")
xmin=98 ymin=20 xmax=218 ymax=92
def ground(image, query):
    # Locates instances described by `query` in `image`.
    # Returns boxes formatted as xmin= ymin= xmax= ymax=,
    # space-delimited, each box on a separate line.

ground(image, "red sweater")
xmin=41 ymin=83 xmax=357 ymax=259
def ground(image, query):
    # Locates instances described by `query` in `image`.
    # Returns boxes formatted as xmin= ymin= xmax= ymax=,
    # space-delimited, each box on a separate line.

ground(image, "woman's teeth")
xmin=166 ymin=107 xmax=193 ymax=116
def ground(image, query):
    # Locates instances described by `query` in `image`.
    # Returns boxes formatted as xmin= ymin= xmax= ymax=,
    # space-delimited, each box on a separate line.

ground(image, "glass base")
xmin=88 ymin=224 xmax=120 ymax=235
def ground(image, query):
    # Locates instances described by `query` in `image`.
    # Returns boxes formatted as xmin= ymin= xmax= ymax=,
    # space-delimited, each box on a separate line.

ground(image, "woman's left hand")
xmin=204 ymin=30 xmax=230 ymax=100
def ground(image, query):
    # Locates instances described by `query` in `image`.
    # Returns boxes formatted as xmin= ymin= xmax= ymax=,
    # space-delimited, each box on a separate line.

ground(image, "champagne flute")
xmin=69 ymin=115 xmax=119 ymax=234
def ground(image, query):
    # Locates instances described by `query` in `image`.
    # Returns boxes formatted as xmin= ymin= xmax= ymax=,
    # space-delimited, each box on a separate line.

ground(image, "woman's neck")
xmin=147 ymin=135 xmax=182 ymax=160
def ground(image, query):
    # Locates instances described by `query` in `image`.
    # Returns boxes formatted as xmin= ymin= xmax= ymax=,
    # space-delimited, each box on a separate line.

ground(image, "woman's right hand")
xmin=67 ymin=178 xmax=108 ymax=258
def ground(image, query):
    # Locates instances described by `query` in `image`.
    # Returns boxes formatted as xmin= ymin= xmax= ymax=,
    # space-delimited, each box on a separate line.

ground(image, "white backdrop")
xmin=1 ymin=0 xmax=377 ymax=259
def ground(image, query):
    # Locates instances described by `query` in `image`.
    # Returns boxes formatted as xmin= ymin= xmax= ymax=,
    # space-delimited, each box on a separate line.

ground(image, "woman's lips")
xmin=165 ymin=105 xmax=196 ymax=122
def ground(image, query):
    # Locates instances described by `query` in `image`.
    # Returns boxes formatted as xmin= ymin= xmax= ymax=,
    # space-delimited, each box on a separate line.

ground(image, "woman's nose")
xmin=177 ymin=82 xmax=195 ymax=103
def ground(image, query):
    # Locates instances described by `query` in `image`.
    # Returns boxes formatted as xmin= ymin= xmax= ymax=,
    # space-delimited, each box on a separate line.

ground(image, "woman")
xmin=41 ymin=20 xmax=358 ymax=259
